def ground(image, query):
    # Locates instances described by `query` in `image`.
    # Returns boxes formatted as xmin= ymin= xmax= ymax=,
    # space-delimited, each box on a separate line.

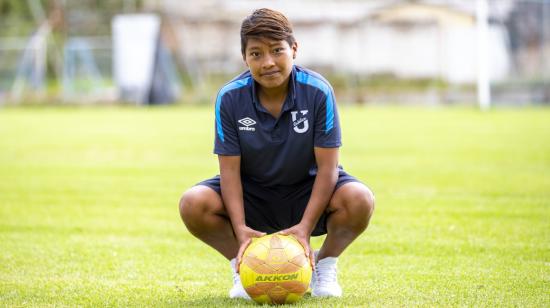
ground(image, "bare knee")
xmin=178 ymin=186 xmax=221 ymax=226
xmin=330 ymin=183 xmax=375 ymax=232
xmin=358 ymin=186 xmax=375 ymax=219
xmin=178 ymin=190 xmax=195 ymax=222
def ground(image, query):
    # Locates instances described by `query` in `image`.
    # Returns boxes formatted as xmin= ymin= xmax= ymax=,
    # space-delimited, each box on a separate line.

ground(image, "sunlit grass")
xmin=0 ymin=105 xmax=548 ymax=307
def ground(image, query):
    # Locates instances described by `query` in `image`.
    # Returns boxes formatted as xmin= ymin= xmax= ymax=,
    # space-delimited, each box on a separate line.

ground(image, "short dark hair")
xmin=240 ymin=8 xmax=296 ymax=56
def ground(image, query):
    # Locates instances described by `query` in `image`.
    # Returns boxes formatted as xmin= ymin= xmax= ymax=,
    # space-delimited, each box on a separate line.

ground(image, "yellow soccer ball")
xmin=239 ymin=234 xmax=312 ymax=305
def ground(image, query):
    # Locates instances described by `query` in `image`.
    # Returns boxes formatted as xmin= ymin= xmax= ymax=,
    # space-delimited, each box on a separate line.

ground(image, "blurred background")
xmin=0 ymin=0 xmax=549 ymax=107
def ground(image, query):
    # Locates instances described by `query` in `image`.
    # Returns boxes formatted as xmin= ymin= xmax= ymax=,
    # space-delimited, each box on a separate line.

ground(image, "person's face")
xmin=244 ymin=38 xmax=297 ymax=90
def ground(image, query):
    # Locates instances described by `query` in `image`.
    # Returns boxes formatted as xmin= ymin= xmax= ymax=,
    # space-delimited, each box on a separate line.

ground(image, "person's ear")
xmin=242 ymin=54 xmax=249 ymax=67
xmin=291 ymin=42 xmax=298 ymax=59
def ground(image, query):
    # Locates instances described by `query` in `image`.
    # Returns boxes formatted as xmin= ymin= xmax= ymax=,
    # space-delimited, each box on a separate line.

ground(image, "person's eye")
xmin=249 ymin=51 xmax=260 ymax=58
xmin=273 ymin=48 xmax=284 ymax=54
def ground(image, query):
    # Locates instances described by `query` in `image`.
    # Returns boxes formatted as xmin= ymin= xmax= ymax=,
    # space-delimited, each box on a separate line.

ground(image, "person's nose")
xmin=262 ymin=54 xmax=275 ymax=69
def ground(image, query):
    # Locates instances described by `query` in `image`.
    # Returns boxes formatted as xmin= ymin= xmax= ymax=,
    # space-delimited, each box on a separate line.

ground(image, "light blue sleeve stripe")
xmin=295 ymin=71 xmax=334 ymax=133
xmin=215 ymin=77 xmax=250 ymax=142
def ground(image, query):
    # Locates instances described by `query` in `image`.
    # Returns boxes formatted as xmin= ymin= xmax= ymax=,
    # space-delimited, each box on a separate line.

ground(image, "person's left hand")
xmin=278 ymin=224 xmax=315 ymax=270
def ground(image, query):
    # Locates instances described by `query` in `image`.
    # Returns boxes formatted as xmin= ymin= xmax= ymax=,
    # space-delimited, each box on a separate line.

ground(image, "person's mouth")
xmin=261 ymin=71 xmax=280 ymax=77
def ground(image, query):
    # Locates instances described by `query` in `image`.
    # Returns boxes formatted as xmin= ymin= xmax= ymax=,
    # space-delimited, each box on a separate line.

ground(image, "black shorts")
xmin=196 ymin=169 xmax=360 ymax=236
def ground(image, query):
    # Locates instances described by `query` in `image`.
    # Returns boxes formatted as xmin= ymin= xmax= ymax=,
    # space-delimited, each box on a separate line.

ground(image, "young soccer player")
xmin=179 ymin=8 xmax=375 ymax=299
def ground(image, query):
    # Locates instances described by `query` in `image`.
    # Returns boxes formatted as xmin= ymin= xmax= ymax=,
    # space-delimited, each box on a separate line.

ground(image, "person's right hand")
xmin=235 ymin=225 xmax=266 ymax=273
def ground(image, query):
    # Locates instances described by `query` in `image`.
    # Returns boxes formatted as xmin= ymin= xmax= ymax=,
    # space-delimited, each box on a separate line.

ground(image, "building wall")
xmin=161 ymin=1 xmax=511 ymax=84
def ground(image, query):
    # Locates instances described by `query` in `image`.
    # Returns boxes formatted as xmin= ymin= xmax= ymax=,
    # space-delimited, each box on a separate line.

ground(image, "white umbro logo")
xmin=238 ymin=117 xmax=256 ymax=131
xmin=238 ymin=117 xmax=256 ymax=127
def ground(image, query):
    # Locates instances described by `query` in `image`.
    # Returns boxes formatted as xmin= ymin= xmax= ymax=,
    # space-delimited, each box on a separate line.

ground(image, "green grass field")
xmin=0 ymin=105 xmax=549 ymax=307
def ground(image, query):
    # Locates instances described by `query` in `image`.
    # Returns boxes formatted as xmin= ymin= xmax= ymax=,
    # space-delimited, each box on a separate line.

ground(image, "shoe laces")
xmin=315 ymin=259 xmax=338 ymax=284
xmin=232 ymin=267 xmax=241 ymax=286
xmin=229 ymin=259 xmax=241 ymax=287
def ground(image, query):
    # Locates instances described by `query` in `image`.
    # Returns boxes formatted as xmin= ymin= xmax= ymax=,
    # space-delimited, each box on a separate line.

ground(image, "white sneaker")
xmin=311 ymin=255 xmax=342 ymax=297
xmin=309 ymin=250 xmax=319 ymax=291
xmin=229 ymin=258 xmax=251 ymax=300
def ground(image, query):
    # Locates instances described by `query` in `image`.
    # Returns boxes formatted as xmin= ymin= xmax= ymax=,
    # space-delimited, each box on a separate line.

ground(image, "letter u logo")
xmin=291 ymin=110 xmax=309 ymax=134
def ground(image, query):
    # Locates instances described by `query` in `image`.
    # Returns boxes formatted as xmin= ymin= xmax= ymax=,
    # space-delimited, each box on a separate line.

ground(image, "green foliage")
xmin=0 ymin=0 xmax=36 ymax=19
xmin=0 ymin=0 xmax=43 ymax=35
xmin=0 ymin=0 xmax=143 ymax=36
xmin=0 ymin=106 xmax=549 ymax=307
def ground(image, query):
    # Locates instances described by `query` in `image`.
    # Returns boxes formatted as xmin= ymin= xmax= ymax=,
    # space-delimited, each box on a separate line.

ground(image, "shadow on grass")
xmin=172 ymin=295 xmax=256 ymax=307
xmin=171 ymin=293 xmax=346 ymax=307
